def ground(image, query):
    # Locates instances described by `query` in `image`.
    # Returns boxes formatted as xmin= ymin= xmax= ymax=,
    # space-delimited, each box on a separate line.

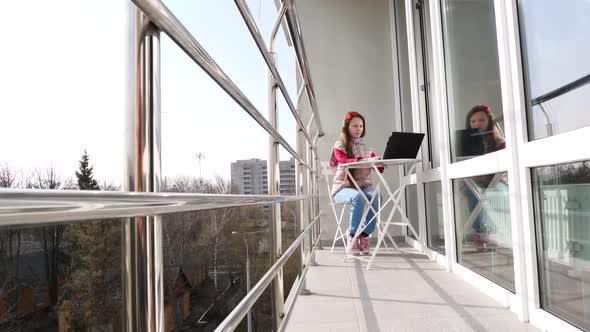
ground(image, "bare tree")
xmin=30 ymin=166 xmax=71 ymax=307
xmin=18 ymin=169 xmax=35 ymax=189
xmin=0 ymin=163 xmax=16 ymax=188
xmin=198 ymin=176 xmax=237 ymax=290
xmin=100 ymin=181 xmax=120 ymax=191
xmin=31 ymin=167 xmax=62 ymax=189
xmin=0 ymin=230 xmax=22 ymax=324
xmin=0 ymin=164 xmax=22 ymax=327
xmin=162 ymin=175 xmax=213 ymax=193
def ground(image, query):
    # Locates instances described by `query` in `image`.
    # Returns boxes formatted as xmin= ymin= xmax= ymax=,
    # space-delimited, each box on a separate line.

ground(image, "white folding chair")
xmin=321 ymin=162 xmax=392 ymax=254
xmin=321 ymin=162 xmax=349 ymax=252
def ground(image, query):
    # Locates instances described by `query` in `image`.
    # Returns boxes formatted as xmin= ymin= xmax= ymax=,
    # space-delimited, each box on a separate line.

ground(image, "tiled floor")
xmin=286 ymin=247 xmax=540 ymax=332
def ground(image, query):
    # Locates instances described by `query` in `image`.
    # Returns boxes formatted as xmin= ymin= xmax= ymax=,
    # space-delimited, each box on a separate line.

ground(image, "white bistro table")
xmin=339 ymin=158 xmax=419 ymax=269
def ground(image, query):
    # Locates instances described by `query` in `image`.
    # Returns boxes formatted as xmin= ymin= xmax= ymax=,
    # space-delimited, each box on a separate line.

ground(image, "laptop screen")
xmin=455 ymin=129 xmax=485 ymax=157
xmin=383 ymin=132 xmax=425 ymax=159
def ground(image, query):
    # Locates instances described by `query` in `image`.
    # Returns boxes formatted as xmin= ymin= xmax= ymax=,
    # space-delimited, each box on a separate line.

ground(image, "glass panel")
xmin=282 ymin=201 xmax=302 ymax=302
xmin=441 ymin=0 xmax=507 ymax=163
xmin=162 ymin=205 xmax=273 ymax=331
xmin=533 ymin=161 xmax=590 ymax=330
xmin=0 ymin=219 xmax=123 ymax=331
xmin=520 ymin=0 xmax=590 ymax=140
xmin=425 ymin=181 xmax=445 ymax=254
xmin=405 ymin=185 xmax=420 ymax=240
xmin=453 ymin=172 xmax=515 ymax=291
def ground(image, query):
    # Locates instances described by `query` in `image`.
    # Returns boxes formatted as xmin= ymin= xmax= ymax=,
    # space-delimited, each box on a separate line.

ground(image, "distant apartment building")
xmin=231 ymin=158 xmax=296 ymax=195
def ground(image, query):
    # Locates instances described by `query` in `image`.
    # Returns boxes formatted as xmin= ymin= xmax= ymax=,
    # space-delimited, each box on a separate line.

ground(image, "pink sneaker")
xmin=360 ymin=236 xmax=370 ymax=255
xmin=347 ymin=233 xmax=360 ymax=256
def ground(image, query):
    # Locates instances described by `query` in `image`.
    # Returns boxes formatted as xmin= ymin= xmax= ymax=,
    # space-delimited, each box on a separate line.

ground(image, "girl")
xmin=465 ymin=105 xmax=505 ymax=153
xmin=464 ymin=105 xmax=507 ymax=249
xmin=330 ymin=111 xmax=383 ymax=255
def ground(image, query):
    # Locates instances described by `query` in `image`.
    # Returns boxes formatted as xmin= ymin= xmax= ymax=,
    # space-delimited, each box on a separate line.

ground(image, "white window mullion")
xmin=405 ymin=0 xmax=429 ymax=250
xmin=446 ymin=150 xmax=509 ymax=179
xmin=494 ymin=0 xmax=530 ymax=321
xmin=426 ymin=0 xmax=455 ymax=270
xmin=520 ymin=126 xmax=590 ymax=167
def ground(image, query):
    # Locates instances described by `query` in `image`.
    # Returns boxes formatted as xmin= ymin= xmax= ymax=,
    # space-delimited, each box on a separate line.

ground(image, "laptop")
xmin=383 ymin=132 xmax=425 ymax=159
xmin=456 ymin=129 xmax=485 ymax=157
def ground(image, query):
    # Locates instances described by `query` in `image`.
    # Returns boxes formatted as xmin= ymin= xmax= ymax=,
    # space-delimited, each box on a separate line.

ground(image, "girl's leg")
xmin=361 ymin=186 xmax=379 ymax=235
xmin=334 ymin=188 xmax=366 ymax=236
xmin=463 ymin=184 xmax=484 ymax=234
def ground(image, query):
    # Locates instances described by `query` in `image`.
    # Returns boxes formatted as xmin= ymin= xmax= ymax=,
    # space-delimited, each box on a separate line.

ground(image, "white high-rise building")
xmin=231 ymin=158 xmax=295 ymax=195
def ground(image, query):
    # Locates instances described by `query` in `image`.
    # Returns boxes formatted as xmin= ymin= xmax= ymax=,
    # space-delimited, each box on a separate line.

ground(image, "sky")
xmin=0 ymin=0 xmax=298 ymax=186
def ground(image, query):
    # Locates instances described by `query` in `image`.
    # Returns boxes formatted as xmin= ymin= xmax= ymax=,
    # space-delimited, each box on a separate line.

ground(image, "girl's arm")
xmin=370 ymin=152 xmax=385 ymax=173
xmin=333 ymin=148 xmax=362 ymax=164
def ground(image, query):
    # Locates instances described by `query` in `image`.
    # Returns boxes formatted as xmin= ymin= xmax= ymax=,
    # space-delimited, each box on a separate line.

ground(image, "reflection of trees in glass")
xmin=160 ymin=175 xmax=292 ymax=331
xmin=537 ymin=161 xmax=590 ymax=185
xmin=161 ymin=175 xmax=246 ymax=330
xmin=62 ymin=221 xmax=121 ymax=331
xmin=61 ymin=151 xmax=121 ymax=331
xmin=30 ymin=166 xmax=75 ymax=309
xmin=0 ymin=230 xmax=22 ymax=322
xmin=1 ymin=158 xmax=301 ymax=331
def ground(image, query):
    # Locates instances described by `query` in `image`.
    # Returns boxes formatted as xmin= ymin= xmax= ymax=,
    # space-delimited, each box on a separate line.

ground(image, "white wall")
xmin=296 ymin=0 xmax=400 ymax=242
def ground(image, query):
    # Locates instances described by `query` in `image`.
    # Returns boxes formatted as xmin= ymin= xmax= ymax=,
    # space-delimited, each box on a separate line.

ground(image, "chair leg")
xmin=330 ymin=227 xmax=340 ymax=253
xmin=330 ymin=204 xmax=348 ymax=253
xmin=377 ymin=224 xmax=389 ymax=249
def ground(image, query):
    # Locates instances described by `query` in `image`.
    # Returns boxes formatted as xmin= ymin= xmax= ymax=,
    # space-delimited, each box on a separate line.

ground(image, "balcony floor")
xmin=286 ymin=245 xmax=539 ymax=332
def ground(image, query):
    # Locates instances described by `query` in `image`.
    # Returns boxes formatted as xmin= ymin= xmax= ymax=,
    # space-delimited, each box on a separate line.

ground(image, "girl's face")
xmin=469 ymin=111 xmax=489 ymax=132
xmin=348 ymin=117 xmax=364 ymax=139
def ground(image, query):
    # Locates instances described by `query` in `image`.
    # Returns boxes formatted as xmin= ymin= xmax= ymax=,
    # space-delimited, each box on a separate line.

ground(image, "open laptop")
xmin=383 ymin=132 xmax=425 ymax=159
xmin=455 ymin=129 xmax=485 ymax=157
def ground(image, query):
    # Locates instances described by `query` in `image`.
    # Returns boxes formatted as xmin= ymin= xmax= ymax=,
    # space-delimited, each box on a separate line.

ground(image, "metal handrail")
xmin=0 ymin=189 xmax=313 ymax=226
xmin=531 ymin=73 xmax=590 ymax=106
xmin=234 ymin=0 xmax=319 ymax=158
xmin=130 ymin=0 xmax=315 ymax=173
xmin=283 ymin=0 xmax=324 ymax=137
xmin=215 ymin=212 xmax=322 ymax=332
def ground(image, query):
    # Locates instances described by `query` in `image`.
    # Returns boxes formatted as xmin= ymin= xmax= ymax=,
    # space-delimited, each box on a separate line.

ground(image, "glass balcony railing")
xmin=0 ymin=0 xmax=324 ymax=331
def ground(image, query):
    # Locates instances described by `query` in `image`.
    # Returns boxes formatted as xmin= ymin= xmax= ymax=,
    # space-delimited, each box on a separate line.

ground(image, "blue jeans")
xmin=463 ymin=181 xmax=508 ymax=234
xmin=334 ymin=186 xmax=379 ymax=236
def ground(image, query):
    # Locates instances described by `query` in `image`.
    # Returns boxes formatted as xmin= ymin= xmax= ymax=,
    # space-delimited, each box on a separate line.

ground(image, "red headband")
xmin=478 ymin=105 xmax=491 ymax=115
xmin=345 ymin=111 xmax=360 ymax=121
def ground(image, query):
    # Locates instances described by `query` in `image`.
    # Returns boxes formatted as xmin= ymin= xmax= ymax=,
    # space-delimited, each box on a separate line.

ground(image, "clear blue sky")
xmin=0 ymin=0 xmax=298 ymax=186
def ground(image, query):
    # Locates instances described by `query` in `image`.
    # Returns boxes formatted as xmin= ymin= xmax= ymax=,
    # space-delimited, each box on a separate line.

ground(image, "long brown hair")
xmin=465 ymin=105 xmax=504 ymax=152
xmin=340 ymin=111 xmax=366 ymax=158
xmin=340 ymin=112 xmax=366 ymax=187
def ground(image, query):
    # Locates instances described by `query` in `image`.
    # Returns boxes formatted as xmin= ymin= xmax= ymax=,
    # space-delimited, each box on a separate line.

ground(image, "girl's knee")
xmin=351 ymin=192 xmax=365 ymax=203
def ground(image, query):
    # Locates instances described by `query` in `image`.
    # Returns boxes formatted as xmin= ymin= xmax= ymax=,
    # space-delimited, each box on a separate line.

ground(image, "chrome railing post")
xmin=295 ymin=113 xmax=311 ymax=296
xmin=268 ymin=30 xmax=284 ymax=330
xmin=124 ymin=3 xmax=163 ymax=331
xmin=306 ymin=138 xmax=318 ymax=266
xmin=314 ymin=151 xmax=322 ymax=250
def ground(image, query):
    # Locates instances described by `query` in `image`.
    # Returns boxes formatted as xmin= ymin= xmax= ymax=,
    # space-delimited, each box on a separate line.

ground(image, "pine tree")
xmin=75 ymin=150 xmax=99 ymax=190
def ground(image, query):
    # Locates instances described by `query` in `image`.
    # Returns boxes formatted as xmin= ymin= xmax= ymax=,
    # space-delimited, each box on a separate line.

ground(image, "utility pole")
xmin=195 ymin=152 xmax=205 ymax=179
